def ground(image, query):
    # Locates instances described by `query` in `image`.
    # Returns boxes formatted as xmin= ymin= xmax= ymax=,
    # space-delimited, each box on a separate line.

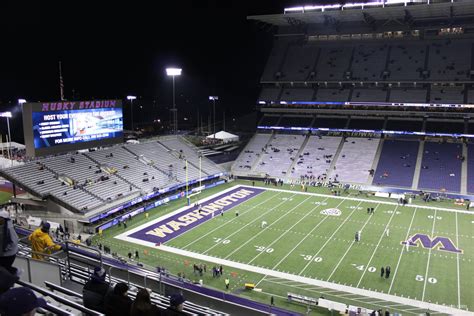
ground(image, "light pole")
xmin=166 ymin=68 xmax=182 ymax=135
xmin=209 ymin=96 xmax=218 ymax=137
xmin=199 ymin=154 xmax=202 ymax=188
xmin=0 ymin=111 xmax=13 ymax=166
xmin=127 ymin=96 xmax=137 ymax=131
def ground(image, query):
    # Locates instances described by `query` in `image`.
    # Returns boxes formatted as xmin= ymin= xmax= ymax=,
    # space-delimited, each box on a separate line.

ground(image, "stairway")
xmin=411 ymin=140 xmax=425 ymax=190
xmin=122 ymin=146 xmax=170 ymax=177
xmin=286 ymin=133 xmax=311 ymax=179
xmin=250 ymin=132 xmax=276 ymax=173
xmin=460 ymin=143 xmax=468 ymax=195
xmin=368 ymin=138 xmax=385 ymax=185
xmin=327 ymin=137 xmax=346 ymax=181
xmin=157 ymin=140 xmax=208 ymax=176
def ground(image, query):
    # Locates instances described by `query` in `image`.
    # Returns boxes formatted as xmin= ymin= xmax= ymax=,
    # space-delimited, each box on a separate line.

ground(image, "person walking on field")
xmin=225 ymin=278 xmax=230 ymax=290
xmin=28 ymin=222 xmax=62 ymax=260
xmin=380 ymin=266 xmax=385 ymax=278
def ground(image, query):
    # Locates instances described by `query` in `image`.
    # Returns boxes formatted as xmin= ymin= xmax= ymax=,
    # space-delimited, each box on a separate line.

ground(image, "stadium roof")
xmin=247 ymin=0 xmax=474 ymax=26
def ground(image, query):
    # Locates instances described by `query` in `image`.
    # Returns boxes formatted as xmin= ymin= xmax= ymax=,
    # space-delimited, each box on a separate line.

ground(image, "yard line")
xmin=328 ymin=204 xmax=384 ymax=282
xmin=270 ymin=198 xmax=348 ymax=271
xmin=247 ymin=197 xmax=330 ymax=265
xmin=422 ymin=209 xmax=437 ymax=302
xmin=388 ymin=207 xmax=418 ymax=294
xmin=355 ymin=205 xmax=399 ymax=287
xmin=222 ymin=196 xmax=313 ymax=259
xmin=182 ymin=192 xmax=283 ymax=249
xmin=455 ymin=211 xmax=461 ymax=308
xmin=298 ymin=201 xmax=363 ymax=276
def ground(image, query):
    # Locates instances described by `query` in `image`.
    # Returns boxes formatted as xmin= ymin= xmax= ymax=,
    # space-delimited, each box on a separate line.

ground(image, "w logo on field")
xmin=402 ymin=233 xmax=463 ymax=254
xmin=320 ymin=208 xmax=341 ymax=216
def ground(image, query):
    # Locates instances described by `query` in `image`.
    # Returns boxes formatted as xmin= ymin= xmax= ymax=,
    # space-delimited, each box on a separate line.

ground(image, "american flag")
xmin=59 ymin=61 xmax=65 ymax=101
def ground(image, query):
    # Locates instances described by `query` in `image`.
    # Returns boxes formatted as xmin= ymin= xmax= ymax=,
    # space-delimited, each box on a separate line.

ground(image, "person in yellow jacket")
xmin=28 ymin=222 xmax=62 ymax=260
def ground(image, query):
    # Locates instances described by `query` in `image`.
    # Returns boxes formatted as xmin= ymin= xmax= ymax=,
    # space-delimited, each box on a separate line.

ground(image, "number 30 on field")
xmin=300 ymin=254 xmax=323 ymax=262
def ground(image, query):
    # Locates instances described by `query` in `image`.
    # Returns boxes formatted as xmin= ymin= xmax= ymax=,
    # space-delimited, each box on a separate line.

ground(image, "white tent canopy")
xmin=206 ymin=131 xmax=239 ymax=143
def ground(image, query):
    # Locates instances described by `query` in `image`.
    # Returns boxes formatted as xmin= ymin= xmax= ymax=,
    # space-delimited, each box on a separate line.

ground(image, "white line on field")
xmin=298 ymin=201 xmax=363 ymax=276
xmin=455 ymin=211 xmax=461 ymax=309
xmin=223 ymin=196 xmax=313 ymax=259
xmin=388 ymin=208 xmax=418 ymax=294
xmin=356 ymin=205 xmax=399 ymax=287
xmin=181 ymin=191 xmax=281 ymax=249
xmin=327 ymin=203 xmax=381 ymax=282
xmin=422 ymin=209 xmax=437 ymax=302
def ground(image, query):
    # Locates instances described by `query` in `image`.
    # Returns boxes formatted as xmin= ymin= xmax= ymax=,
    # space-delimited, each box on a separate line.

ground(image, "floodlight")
xmin=166 ymin=68 xmax=182 ymax=76
xmin=18 ymin=99 xmax=27 ymax=104
xmin=209 ymin=96 xmax=219 ymax=101
xmin=127 ymin=95 xmax=137 ymax=100
xmin=0 ymin=112 xmax=12 ymax=118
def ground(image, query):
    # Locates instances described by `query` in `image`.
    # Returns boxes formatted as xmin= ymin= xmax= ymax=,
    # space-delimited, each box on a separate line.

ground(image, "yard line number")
xmin=300 ymin=254 xmax=323 ymax=262
xmin=255 ymin=246 xmax=274 ymax=253
xmin=416 ymin=275 xmax=437 ymax=283
xmin=213 ymin=238 xmax=231 ymax=244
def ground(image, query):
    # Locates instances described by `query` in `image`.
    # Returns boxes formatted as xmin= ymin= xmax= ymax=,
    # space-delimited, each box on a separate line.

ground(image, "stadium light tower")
xmin=209 ymin=96 xmax=218 ymax=138
xmin=166 ymin=68 xmax=182 ymax=134
xmin=0 ymin=111 xmax=13 ymax=165
xmin=127 ymin=95 xmax=137 ymax=131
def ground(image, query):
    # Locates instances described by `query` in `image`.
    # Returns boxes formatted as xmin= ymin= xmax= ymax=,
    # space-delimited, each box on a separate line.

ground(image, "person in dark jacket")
xmin=164 ymin=293 xmax=186 ymax=315
xmin=0 ymin=210 xmax=19 ymax=275
xmin=104 ymin=282 xmax=132 ymax=316
xmin=130 ymin=288 xmax=161 ymax=316
xmin=83 ymin=267 xmax=110 ymax=313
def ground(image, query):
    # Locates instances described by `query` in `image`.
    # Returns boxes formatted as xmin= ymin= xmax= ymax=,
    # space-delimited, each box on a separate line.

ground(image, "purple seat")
xmin=373 ymin=140 xmax=419 ymax=187
xmin=467 ymin=145 xmax=474 ymax=194
xmin=418 ymin=142 xmax=462 ymax=192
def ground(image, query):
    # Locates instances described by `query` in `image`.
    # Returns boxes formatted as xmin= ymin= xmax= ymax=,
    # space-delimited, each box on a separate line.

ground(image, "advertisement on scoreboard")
xmin=32 ymin=107 xmax=123 ymax=149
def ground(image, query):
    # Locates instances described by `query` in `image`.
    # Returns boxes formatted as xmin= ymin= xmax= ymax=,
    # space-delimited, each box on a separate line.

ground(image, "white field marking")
xmin=181 ymin=191 xmax=282 ymax=249
xmin=388 ymin=208 xmax=418 ymax=294
xmin=298 ymin=201 xmax=363 ymax=276
xmin=422 ymin=209 xmax=437 ymax=302
xmin=242 ymin=185 xmax=473 ymax=215
xmin=270 ymin=198 xmax=348 ymax=272
xmin=222 ymin=196 xmax=313 ymax=259
xmin=202 ymin=193 xmax=298 ymax=255
xmin=327 ymin=203 xmax=381 ymax=281
xmin=356 ymin=205 xmax=399 ymax=287
xmin=455 ymin=211 xmax=461 ymax=308
xmin=247 ymin=197 xmax=331 ymax=265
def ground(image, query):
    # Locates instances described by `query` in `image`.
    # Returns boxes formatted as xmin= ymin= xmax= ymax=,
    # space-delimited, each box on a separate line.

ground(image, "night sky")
xmin=0 ymin=0 xmax=339 ymax=141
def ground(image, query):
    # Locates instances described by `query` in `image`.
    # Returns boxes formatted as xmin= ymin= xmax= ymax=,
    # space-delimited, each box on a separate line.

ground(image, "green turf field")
xmin=0 ymin=191 xmax=12 ymax=204
xmin=97 ymin=182 xmax=474 ymax=315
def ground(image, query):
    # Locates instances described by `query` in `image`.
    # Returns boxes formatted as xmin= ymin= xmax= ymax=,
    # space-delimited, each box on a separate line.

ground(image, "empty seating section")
xmin=315 ymin=45 xmax=352 ymax=80
xmin=259 ymin=115 xmax=280 ymax=126
xmin=428 ymin=40 xmax=471 ymax=81
xmin=278 ymin=116 xmax=313 ymax=127
xmin=253 ymin=134 xmax=306 ymax=176
xmin=1 ymin=137 xmax=223 ymax=212
xmin=316 ymin=88 xmax=350 ymax=102
xmin=385 ymin=119 xmax=423 ymax=132
xmin=334 ymin=137 xmax=380 ymax=183
xmin=469 ymin=122 xmax=474 ymax=134
xmin=232 ymin=134 xmax=271 ymax=173
xmin=351 ymin=44 xmax=388 ymax=81
xmin=259 ymin=87 xmax=280 ymax=101
xmin=281 ymin=44 xmax=319 ymax=81
xmin=3 ymin=162 xmax=102 ymax=211
xmin=388 ymin=43 xmax=425 ymax=80
xmin=429 ymin=87 xmax=465 ymax=103
xmin=261 ymin=38 xmax=289 ymax=81
xmin=280 ymin=88 xmax=314 ymax=101
xmin=467 ymin=145 xmax=474 ymax=194
xmin=425 ymin=120 xmax=465 ymax=134
xmin=159 ymin=138 xmax=223 ymax=176
xmin=418 ymin=142 xmax=462 ymax=192
xmin=313 ymin=116 xmax=348 ymax=129
xmin=468 ymin=89 xmax=474 ymax=104
xmin=290 ymin=136 xmax=341 ymax=179
xmin=390 ymin=88 xmax=427 ymax=103
xmin=85 ymin=147 xmax=171 ymax=193
xmin=351 ymin=88 xmax=387 ymax=102
xmin=348 ymin=118 xmax=384 ymax=130
xmin=373 ymin=140 xmax=419 ymax=187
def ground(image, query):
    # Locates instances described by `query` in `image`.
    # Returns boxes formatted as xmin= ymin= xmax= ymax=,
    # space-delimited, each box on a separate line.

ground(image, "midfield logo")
xmin=401 ymin=233 xmax=463 ymax=254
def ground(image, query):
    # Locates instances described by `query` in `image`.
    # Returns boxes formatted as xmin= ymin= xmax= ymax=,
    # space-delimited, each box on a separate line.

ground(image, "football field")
xmin=115 ymin=184 xmax=474 ymax=314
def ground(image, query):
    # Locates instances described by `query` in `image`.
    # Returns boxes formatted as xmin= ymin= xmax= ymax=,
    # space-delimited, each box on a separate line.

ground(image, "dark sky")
xmin=0 ymin=0 xmax=340 ymax=140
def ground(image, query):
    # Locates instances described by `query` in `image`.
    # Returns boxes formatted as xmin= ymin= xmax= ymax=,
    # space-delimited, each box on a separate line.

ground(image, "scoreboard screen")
xmin=23 ymin=100 xmax=124 ymax=157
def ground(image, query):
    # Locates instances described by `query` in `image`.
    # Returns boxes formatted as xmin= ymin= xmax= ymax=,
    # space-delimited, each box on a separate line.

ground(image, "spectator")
xmin=104 ymin=282 xmax=132 ymax=316
xmin=0 ymin=266 xmax=18 ymax=295
xmin=0 ymin=287 xmax=47 ymax=316
xmin=130 ymin=288 xmax=161 ymax=316
xmin=0 ymin=209 xmax=19 ymax=275
xmin=28 ymin=222 xmax=62 ymax=260
xmin=83 ymin=267 xmax=110 ymax=313
xmin=164 ymin=293 xmax=186 ymax=315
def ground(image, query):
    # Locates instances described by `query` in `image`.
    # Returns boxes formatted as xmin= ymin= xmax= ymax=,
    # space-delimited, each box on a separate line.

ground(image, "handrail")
xmin=17 ymin=279 xmax=104 ymax=316
xmin=65 ymin=241 xmax=102 ymax=267
xmin=44 ymin=280 xmax=82 ymax=299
